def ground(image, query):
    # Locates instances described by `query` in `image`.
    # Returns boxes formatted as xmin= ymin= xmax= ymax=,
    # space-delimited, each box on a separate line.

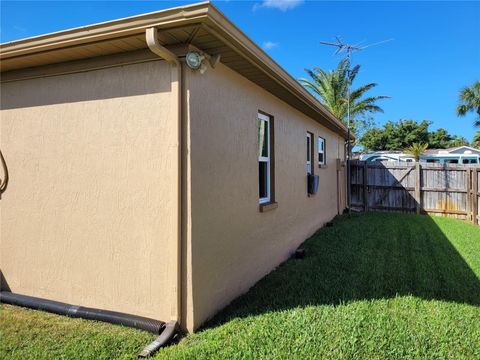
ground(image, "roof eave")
xmin=0 ymin=2 xmax=348 ymax=138
xmin=203 ymin=6 xmax=348 ymax=137
xmin=0 ymin=1 xmax=211 ymax=59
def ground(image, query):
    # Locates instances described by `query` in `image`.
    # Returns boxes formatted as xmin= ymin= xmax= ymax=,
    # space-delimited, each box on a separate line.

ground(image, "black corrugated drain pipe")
xmin=0 ymin=291 xmax=178 ymax=357
xmin=138 ymin=320 xmax=179 ymax=357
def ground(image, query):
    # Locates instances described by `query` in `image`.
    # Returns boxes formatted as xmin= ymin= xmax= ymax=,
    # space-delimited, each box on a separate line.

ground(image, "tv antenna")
xmin=319 ymin=36 xmax=392 ymax=213
xmin=320 ymin=36 xmax=392 ymax=61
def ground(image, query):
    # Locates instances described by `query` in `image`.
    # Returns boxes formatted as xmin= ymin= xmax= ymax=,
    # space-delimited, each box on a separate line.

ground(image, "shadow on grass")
xmin=203 ymin=212 xmax=480 ymax=329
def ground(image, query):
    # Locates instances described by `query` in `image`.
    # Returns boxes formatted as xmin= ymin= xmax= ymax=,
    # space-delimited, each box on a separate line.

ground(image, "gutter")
xmin=0 ymin=2 xmax=348 ymax=140
xmin=0 ymin=2 xmax=210 ymax=58
xmin=201 ymin=8 xmax=349 ymax=138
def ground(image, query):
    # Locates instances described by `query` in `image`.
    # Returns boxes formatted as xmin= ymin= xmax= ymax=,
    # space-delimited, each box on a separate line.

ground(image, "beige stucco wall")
xmin=0 ymin=61 xmax=179 ymax=321
xmin=186 ymin=63 xmax=346 ymax=330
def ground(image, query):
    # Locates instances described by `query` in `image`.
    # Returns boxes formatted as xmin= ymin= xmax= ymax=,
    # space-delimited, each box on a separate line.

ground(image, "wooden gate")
xmin=350 ymin=161 xmax=480 ymax=225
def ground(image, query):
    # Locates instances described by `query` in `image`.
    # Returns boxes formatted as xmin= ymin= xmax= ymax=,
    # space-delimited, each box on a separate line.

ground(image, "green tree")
xmin=300 ymin=58 xmax=389 ymax=139
xmin=360 ymin=120 xmax=430 ymax=151
xmin=456 ymin=80 xmax=480 ymax=127
xmin=359 ymin=119 xmax=468 ymax=151
xmin=428 ymin=128 xmax=469 ymax=148
xmin=472 ymin=131 xmax=480 ymax=148
xmin=406 ymin=143 xmax=429 ymax=162
xmin=448 ymin=135 xmax=469 ymax=147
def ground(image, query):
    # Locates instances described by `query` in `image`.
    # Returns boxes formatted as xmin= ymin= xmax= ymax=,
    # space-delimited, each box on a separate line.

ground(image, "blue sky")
xmin=2 ymin=1 xmax=479 ymax=142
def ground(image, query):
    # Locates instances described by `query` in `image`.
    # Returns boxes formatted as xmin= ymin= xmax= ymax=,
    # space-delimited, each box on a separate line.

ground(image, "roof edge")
xmin=0 ymin=1 xmax=348 ymax=138
xmin=203 ymin=5 xmax=348 ymax=136
xmin=0 ymin=1 xmax=211 ymax=59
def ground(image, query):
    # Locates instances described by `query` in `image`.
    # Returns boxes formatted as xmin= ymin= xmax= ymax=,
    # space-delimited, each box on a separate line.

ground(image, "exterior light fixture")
xmin=185 ymin=51 xmax=204 ymax=70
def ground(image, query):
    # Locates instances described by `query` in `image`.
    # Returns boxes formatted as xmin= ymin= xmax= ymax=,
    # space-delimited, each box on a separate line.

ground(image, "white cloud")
xmin=262 ymin=41 xmax=279 ymax=50
xmin=253 ymin=0 xmax=304 ymax=12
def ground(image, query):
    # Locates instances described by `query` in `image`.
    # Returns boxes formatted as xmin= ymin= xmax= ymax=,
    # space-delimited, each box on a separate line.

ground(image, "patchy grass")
xmin=0 ymin=304 xmax=153 ymax=359
xmin=1 ymin=213 xmax=480 ymax=359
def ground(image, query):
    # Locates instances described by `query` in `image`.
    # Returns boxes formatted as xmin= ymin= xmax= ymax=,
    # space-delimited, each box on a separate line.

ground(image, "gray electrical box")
xmin=308 ymin=174 xmax=319 ymax=195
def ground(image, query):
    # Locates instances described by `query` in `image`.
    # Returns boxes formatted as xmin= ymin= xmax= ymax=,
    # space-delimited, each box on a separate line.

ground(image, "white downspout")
xmin=146 ymin=27 xmax=182 ymax=326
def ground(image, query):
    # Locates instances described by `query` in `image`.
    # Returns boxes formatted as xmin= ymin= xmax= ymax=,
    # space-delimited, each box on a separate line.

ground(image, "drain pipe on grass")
xmin=0 ymin=291 xmax=166 ymax=333
xmin=140 ymin=27 xmax=183 ymax=357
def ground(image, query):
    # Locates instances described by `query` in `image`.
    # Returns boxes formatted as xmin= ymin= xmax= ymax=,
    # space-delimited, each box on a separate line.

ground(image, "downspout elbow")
xmin=146 ymin=27 xmax=180 ymax=67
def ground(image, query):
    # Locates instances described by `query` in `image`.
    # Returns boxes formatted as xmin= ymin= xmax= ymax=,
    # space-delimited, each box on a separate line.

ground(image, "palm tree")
xmin=299 ymin=58 xmax=389 ymax=135
xmin=472 ymin=131 xmax=480 ymax=149
xmin=456 ymin=80 xmax=480 ymax=127
xmin=406 ymin=143 xmax=428 ymax=162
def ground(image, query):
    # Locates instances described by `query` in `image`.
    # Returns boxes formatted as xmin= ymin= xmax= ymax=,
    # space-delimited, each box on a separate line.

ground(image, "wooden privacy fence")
xmin=350 ymin=160 xmax=480 ymax=225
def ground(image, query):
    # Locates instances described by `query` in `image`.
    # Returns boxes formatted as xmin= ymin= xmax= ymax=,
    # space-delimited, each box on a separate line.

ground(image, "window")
xmin=318 ymin=136 xmax=326 ymax=166
xmin=258 ymin=112 xmax=274 ymax=204
xmin=306 ymin=132 xmax=313 ymax=175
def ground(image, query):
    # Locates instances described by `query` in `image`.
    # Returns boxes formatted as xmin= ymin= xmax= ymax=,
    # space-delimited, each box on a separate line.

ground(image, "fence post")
xmin=415 ymin=162 xmax=421 ymax=214
xmin=467 ymin=168 xmax=472 ymax=223
xmin=363 ymin=162 xmax=368 ymax=212
xmin=473 ymin=169 xmax=479 ymax=225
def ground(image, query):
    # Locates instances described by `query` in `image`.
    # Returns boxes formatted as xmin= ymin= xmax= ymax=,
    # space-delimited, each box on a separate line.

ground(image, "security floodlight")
xmin=185 ymin=51 xmax=205 ymax=70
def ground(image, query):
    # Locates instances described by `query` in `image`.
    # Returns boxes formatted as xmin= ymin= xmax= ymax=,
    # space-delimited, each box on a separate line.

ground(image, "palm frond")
xmin=457 ymin=104 xmax=468 ymax=116
xmin=456 ymin=80 xmax=480 ymax=127
xmin=405 ymin=143 xmax=428 ymax=161
xmin=300 ymin=58 xmax=390 ymax=127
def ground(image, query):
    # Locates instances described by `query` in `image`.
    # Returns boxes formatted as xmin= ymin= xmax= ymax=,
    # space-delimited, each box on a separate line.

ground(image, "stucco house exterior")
xmin=0 ymin=2 xmax=348 ymax=332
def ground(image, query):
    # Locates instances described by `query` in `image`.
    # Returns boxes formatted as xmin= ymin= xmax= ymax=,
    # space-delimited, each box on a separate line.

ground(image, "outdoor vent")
xmin=308 ymin=174 xmax=319 ymax=195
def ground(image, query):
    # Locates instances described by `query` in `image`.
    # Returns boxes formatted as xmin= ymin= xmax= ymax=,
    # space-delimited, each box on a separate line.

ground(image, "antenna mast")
xmin=319 ymin=37 xmax=391 ymax=213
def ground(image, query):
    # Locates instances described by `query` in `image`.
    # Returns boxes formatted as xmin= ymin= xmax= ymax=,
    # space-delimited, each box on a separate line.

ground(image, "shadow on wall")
xmin=0 ymin=61 xmax=171 ymax=110
xmin=0 ymin=271 xmax=11 ymax=292
xmin=203 ymin=212 xmax=480 ymax=329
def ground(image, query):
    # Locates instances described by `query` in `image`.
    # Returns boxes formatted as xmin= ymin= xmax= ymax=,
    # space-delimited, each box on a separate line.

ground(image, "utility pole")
xmin=319 ymin=37 xmax=391 ymax=213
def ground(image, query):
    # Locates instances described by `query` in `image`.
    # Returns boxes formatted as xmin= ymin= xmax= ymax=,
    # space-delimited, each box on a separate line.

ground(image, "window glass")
xmin=307 ymin=132 xmax=313 ymax=175
xmin=318 ymin=136 xmax=326 ymax=165
xmin=307 ymin=135 xmax=311 ymax=162
xmin=259 ymin=162 xmax=268 ymax=199
xmin=258 ymin=119 xmax=268 ymax=158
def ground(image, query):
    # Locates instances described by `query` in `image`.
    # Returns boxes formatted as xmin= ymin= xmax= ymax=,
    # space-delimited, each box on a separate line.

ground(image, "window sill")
xmin=318 ymin=164 xmax=327 ymax=169
xmin=259 ymin=201 xmax=278 ymax=212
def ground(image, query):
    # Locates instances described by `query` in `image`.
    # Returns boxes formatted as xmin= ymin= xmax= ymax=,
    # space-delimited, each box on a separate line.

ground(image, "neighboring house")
xmin=360 ymin=146 xmax=480 ymax=164
xmin=421 ymin=146 xmax=480 ymax=164
xmin=0 ymin=3 xmax=348 ymax=332
xmin=360 ymin=151 xmax=415 ymax=163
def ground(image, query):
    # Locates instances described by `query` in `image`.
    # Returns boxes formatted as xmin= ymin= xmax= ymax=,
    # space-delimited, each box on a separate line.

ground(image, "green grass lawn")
xmin=1 ymin=213 xmax=480 ymax=359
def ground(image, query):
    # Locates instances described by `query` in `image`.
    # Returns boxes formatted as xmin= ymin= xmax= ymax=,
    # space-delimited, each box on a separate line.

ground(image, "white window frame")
xmin=306 ymin=132 xmax=312 ymax=175
xmin=318 ymin=136 xmax=326 ymax=166
xmin=258 ymin=113 xmax=271 ymax=204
